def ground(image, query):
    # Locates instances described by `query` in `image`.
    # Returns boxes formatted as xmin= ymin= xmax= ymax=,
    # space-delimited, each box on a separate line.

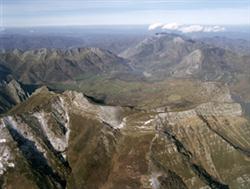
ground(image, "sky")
xmin=1 ymin=0 xmax=250 ymax=27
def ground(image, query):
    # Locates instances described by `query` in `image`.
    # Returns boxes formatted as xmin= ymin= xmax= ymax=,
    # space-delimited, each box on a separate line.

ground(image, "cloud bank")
xmin=148 ymin=22 xmax=226 ymax=33
xmin=148 ymin=23 xmax=164 ymax=30
xmin=162 ymin=23 xmax=180 ymax=30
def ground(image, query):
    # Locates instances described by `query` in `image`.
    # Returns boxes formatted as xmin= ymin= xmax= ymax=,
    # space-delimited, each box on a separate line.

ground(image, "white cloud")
xmin=162 ymin=22 xmax=180 ymax=30
xmin=203 ymin=25 xmax=225 ymax=32
xmin=179 ymin=25 xmax=226 ymax=33
xmin=179 ymin=25 xmax=204 ymax=33
xmin=148 ymin=22 xmax=164 ymax=30
xmin=149 ymin=22 xmax=227 ymax=33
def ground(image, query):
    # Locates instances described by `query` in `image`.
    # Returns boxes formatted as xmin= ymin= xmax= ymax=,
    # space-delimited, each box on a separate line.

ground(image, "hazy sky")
xmin=1 ymin=0 xmax=250 ymax=27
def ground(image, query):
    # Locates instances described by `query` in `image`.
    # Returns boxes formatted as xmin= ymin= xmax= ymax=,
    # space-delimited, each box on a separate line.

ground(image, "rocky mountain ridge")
xmin=0 ymin=82 xmax=249 ymax=189
xmin=0 ymin=32 xmax=250 ymax=189
xmin=0 ymin=47 xmax=131 ymax=84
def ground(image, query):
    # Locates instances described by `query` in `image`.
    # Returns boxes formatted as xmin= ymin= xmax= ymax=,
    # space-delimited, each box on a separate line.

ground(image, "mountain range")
xmin=0 ymin=32 xmax=250 ymax=189
xmin=0 ymin=47 xmax=130 ymax=84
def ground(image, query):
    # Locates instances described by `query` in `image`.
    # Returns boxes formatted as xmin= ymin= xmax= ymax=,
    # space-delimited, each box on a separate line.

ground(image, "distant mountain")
xmin=0 ymin=34 xmax=85 ymax=51
xmin=0 ymin=47 xmax=131 ymax=84
xmin=199 ymin=36 xmax=250 ymax=55
xmin=121 ymin=33 xmax=199 ymax=71
xmin=121 ymin=33 xmax=249 ymax=82
xmin=0 ymin=33 xmax=146 ymax=54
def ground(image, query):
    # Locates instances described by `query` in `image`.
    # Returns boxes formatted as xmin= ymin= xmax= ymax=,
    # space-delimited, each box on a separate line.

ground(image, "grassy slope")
xmin=48 ymin=75 xmax=217 ymax=111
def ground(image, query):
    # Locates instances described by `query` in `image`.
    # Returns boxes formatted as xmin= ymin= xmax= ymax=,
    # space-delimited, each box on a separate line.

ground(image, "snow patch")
xmin=173 ymin=37 xmax=185 ymax=44
xmin=99 ymin=106 xmax=123 ymax=128
xmin=144 ymin=119 xmax=154 ymax=125
xmin=150 ymin=172 xmax=161 ymax=189
xmin=0 ymin=139 xmax=6 ymax=143
xmin=0 ymin=141 xmax=15 ymax=175
xmin=3 ymin=116 xmax=45 ymax=154
xmin=143 ymin=71 xmax=152 ymax=77
xmin=7 ymin=162 xmax=15 ymax=168
xmin=118 ymin=117 xmax=127 ymax=129
xmin=33 ymin=109 xmax=69 ymax=156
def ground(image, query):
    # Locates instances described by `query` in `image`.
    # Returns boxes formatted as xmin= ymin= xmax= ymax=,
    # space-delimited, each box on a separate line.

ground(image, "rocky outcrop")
xmin=62 ymin=90 xmax=124 ymax=128
xmin=0 ymin=79 xmax=28 ymax=114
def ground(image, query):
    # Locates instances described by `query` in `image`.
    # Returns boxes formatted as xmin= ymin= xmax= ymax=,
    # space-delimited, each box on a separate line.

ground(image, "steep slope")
xmin=0 ymin=87 xmax=125 ymax=189
xmin=0 ymin=47 xmax=131 ymax=84
xmin=0 ymin=82 xmax=250 ymax=189
xmin=152 ymin=98 xmax=250 ymax=189
xmin=121 ymin=33 xmax=200 ymax=72
xmin=199 ymin=36 xmax=250 ymax=55
xmin=171 ymin=47 xmax=243 ymax=82
xmin=0 ymin=78 xmax=29 ymax=114
xmin=0 ymin=65 xmax=11 ymax=80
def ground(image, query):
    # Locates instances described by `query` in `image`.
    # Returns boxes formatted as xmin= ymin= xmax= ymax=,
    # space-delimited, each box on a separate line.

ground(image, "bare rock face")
xmin=62 ymin=90 xmax=124 ymax=128
xmin=0 ymin=120 xmax=15 ymax=176
xmin=0 ymin=87 xmax=124 ymax=189
xmin=152 ymin=96 xmax=250 ymax=189
xmin=0 ymin=84 xmax=250 ymax=189
xmin=172 ymin=49 xmax=204 ymax=77
xmin=0 ymin=79 xmax=28 ymax=114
